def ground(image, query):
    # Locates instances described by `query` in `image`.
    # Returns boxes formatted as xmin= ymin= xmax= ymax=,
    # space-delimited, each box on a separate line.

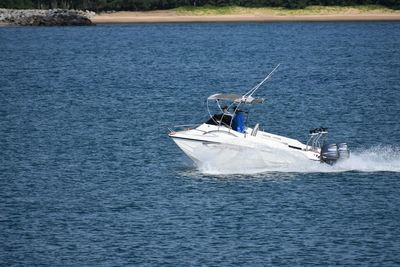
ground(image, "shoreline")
xmin=1 ymin=9 xmax=400 ymax=26
xmin=92 ymin=12 xmax=400 ymax=24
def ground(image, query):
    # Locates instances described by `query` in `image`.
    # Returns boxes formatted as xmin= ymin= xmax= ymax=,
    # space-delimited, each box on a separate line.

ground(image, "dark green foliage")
xmin=283 ymin=0 xmax=307 ymax=9
xmin=380 ymin=0 xmax=400 ymax=9
xmin=0 ymin=0 xmax=399 ymax=11
xmin=0 ymin=0 xmax=33 ymax=9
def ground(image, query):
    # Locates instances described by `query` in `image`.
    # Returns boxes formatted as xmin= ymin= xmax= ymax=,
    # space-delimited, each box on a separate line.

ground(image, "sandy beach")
xmin=92 ymin=11 xmax=400 ymax=23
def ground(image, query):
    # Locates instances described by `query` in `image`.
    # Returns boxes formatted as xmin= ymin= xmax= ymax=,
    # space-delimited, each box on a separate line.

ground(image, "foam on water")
xmin=198 ymin=145 xmax=400 ymax=175
xmin=333 ymin=145 xmax=400 ymax=173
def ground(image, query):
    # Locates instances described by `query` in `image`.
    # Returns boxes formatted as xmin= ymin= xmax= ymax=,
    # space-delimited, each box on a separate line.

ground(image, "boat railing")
xmin=306 ymin=128 xmax=328 ymax=152
xmin=168 ymin=124 xmax=201 ymax=133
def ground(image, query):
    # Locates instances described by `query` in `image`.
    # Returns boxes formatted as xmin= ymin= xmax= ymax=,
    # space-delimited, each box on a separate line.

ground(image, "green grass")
xmin=174 ymin=5 xmax=400 ymax=16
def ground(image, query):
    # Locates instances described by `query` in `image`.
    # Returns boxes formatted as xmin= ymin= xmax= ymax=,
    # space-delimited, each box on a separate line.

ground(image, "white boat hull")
xmin=169 ymin=124 xmax=320 ymax=173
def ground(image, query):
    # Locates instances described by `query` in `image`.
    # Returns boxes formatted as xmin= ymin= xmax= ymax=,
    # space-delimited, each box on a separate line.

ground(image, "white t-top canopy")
xmin=207 ymin=93 xmax=264 ymax=104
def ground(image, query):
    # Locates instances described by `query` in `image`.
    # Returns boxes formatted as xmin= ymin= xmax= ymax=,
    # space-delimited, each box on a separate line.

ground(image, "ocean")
xmin=1 ymin=22 xmax=400 ymax=266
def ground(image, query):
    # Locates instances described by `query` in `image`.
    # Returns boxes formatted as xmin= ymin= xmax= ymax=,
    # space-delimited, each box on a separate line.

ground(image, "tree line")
xmin=1 ymin=0 xmax=399 ymax=11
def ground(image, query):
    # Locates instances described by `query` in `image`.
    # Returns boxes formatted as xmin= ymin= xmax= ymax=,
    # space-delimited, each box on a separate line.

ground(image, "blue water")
xmin=1 ymin=22 xmax=400 ymax=266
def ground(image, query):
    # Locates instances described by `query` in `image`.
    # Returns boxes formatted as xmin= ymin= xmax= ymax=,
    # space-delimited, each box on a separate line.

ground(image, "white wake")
xmin=197 ymin=145 xmax=400 ymax=175
xmin=333 ymin=145 xmax=400 ymax=173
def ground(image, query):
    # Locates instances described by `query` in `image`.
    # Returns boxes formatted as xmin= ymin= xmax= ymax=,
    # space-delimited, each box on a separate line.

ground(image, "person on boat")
xmin=222 ymin=105 xmax=230 ymax=114
xmin=232 ymin=107 xmax=245 ymax=133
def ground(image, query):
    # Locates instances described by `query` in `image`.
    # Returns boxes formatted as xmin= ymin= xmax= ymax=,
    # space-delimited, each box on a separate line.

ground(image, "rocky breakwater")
xmin=0 ymin=9 xmax=95 ymax=26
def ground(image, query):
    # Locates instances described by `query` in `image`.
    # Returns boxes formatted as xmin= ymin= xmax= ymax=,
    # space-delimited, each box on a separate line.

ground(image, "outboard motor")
xmin=321 ymin=143 xmax=350 ymax=165
xmin=338 ymin=143 xmax=350 ymax=159
xmin=321 ymin=143 xmax=339 ymax=165
xmin=307 ymin=126 xmax=350 ymax=165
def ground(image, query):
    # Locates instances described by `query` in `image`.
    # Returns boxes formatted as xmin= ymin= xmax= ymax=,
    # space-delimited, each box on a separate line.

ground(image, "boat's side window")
xmin=221 ymin=114 xmax=233 ymax=127
xmin=206 ymin=114 xmax=232 ymax=127
xmin=206 ymin=115 xmax=218 ymax=125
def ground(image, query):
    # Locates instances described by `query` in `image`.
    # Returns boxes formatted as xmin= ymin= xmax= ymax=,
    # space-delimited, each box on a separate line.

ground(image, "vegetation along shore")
xmin=1 ymin=1 xmax=400 ymax=25
xmin=1 ymin=0 xmax=399 ymax=11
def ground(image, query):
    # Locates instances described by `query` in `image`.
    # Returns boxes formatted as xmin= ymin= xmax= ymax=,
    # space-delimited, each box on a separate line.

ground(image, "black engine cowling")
xmin=321 ymin=143 xmax=350 ymax=165
xmin=338 ymin=143 xmax=350 ymax=159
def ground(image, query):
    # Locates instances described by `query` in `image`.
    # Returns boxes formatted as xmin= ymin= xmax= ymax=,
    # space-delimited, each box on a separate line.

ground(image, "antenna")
xmin=244 ymin=63 xmax=281 ymax=98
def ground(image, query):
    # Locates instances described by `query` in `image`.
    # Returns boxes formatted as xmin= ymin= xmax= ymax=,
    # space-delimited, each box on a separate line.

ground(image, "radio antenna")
xmin=244 ymin=63 xmax=281 ymax=98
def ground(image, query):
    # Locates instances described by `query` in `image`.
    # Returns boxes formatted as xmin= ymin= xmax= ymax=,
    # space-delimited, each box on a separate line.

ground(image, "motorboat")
xmin=168 ymin=66 xmax=350 ymax=172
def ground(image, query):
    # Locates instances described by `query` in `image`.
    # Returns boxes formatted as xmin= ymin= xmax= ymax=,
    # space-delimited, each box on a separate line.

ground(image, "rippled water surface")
xmin=1 ymin=22 xmax=400 ymax=266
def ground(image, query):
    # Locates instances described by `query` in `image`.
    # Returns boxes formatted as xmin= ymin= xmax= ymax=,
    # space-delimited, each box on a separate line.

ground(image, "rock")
xmin=0 ymin=9 xmax=95 ymax=26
